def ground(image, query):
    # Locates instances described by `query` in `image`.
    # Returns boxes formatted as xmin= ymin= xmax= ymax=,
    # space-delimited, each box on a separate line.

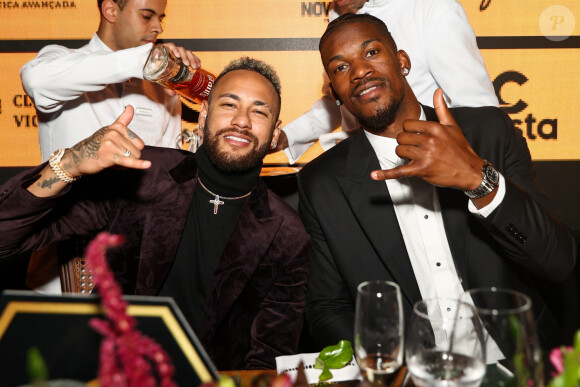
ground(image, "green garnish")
xmin=314 ymin=340 xmax=354 ymax=381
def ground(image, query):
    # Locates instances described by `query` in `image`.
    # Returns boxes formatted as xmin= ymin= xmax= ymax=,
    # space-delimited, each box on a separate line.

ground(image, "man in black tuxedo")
xmin=298 ymin=13 xmax=576 ymax=349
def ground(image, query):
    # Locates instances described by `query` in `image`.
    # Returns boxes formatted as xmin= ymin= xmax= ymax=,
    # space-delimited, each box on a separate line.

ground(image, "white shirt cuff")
xmin=468 ymin=173 xmax=506 ymax=217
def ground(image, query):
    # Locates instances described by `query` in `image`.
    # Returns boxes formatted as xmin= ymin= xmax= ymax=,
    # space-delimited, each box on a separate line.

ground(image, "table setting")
xmin=272 ymin=280 xmax=578 ymax=387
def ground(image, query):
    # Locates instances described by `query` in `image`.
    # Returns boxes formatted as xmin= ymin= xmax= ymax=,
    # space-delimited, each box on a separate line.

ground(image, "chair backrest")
xmin=58 ymin=236 xmax=95 ymax=294
xmin=59 ymin=257 xmax=95 ymax=294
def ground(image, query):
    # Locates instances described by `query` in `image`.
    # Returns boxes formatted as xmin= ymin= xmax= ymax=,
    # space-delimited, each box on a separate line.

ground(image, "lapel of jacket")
xmin=202 ymin=180 xmax=283 ymax=340
xmin=423 ymin=106 xmax=470 ymax=283
xmin=135 ymin=154 xmax=198 ymax=295
xmin=337 ymin=132 xmax=422 ymax=306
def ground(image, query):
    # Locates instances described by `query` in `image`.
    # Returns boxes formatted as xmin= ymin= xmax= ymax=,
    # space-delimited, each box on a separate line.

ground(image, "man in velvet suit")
xmin=0 ymin=57 xmax=311 ymax=370
xmin=298 ymin=13 xmax=576 ymax=350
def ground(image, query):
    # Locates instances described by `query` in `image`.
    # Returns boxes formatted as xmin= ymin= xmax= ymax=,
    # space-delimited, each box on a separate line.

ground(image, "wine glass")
xmin=354 ymin=280 xmax=404 ymax=385
xmin=406 ymin=298 xmax=486 ymax=387
xmin=462 ymin=287 xmax=544 ymax=387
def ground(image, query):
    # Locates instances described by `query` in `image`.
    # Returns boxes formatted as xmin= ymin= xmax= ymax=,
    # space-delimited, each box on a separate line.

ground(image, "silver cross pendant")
xmin=209 ymin=195 xmax=224 ymax=214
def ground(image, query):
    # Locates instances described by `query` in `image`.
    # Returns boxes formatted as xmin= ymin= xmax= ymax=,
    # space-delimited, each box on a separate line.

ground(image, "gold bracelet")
xmin=48 ymin=148 xmax=80 ymax=184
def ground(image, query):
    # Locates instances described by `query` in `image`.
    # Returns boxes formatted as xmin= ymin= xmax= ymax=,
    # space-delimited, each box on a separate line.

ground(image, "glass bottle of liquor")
xmin=143 ymin=44 xmax=215 ymax=104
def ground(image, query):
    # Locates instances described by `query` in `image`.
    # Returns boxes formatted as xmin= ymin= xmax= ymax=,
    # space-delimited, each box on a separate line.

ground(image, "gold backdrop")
xmin=0 ymin=0 xmax=578 ymax=166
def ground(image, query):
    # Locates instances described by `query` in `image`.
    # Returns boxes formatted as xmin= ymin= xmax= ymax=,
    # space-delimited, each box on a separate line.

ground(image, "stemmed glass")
xmin=354 ymin=280 xmax=404 ymax=385
xmin=462 ymin=287 xmax=544 ymax=387
xmin=406 ymin=298 xmax=487 ymax=387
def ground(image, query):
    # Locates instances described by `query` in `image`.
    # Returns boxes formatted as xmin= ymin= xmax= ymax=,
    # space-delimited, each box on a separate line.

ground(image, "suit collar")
xmin=135 ymin=154 xmax=199 ymax=295
xmin=339 ymin=132 xmax=422 ymax=306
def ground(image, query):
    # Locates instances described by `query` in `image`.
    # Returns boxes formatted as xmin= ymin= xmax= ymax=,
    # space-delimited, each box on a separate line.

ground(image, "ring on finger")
xmin=123 ymin=149 xmax=131 ymax=157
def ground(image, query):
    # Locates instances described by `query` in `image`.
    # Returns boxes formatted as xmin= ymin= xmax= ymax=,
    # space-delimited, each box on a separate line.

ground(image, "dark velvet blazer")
xmin=298 ymin=105 xmax=576 ymax=349
xmin=0 ymin=147 xmax=311 ymax=370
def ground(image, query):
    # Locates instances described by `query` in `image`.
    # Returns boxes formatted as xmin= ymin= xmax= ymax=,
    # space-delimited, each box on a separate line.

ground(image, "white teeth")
xmin=225 ymin=135 xmax=249 ymax=143
xmin=359 ymin=86 xmax=377 ymax=96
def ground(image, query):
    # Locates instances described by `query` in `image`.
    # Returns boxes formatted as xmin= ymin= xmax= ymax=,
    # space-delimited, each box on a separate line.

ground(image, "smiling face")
xmin=101 ymin=0 xmax=166 ymax=51
xmin=199 ymin=70 xmax=281 ymax=174
xmin=320 ymin=19 xmax=416 ymax=135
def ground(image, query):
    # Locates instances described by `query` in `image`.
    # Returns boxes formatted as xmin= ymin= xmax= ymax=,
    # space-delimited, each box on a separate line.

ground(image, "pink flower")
xmin=549 ymin=346 xmax=573 ymax=376
xmin=85 ymin=232 xmax=177 ymax=387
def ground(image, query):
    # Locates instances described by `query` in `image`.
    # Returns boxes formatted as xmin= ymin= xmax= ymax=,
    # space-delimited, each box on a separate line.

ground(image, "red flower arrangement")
xmin=85 ymin=232 xmax=177 ymax=387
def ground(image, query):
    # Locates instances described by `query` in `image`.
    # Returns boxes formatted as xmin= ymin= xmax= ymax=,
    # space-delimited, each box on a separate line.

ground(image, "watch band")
xmin=49 ymin=148 xmax=80 ymax=184
xmin=463 ymin=161 xmax=499 ymax=199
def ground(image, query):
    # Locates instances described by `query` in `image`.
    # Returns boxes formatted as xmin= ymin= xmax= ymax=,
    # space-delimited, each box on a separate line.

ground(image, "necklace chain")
xmin=197 ymin=177 xmax=252 ymax=214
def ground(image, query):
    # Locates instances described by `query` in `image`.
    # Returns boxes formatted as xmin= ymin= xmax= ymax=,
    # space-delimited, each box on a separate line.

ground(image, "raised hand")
xmin=370 ymin=89 xmax=484 ymax=191
xmin=61 ymin=105 xmax=151 ymax=178
xmin=28 ymin=106 xmax=151 ymax=197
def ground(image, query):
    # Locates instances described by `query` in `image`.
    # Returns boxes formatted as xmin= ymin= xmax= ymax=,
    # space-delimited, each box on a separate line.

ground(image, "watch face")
xmin=484 ymin=164 xmax=499 ymax=185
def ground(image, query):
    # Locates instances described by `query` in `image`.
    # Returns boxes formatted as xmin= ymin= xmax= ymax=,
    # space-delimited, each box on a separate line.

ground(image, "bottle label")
xmin=169 ymin=63 xmax=191 ymax=84
xmin=191 ymin=72 xmax=215 ymax=99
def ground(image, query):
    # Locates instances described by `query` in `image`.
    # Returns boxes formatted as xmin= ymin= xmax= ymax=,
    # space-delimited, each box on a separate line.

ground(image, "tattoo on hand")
xmin=127 ymin=129 xmax=137 ymax=139
xmin=65 ymin=127 xmax=108 ymax=169
xmin=39 ymin=177 xmax=60 ymax=189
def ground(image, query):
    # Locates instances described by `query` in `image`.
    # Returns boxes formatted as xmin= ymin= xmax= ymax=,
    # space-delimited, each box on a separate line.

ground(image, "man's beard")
xmin=350 ymin=78 xmax=402 ymax=134
xmin=355 ymin=96 xmax=401 ymax=134
xmin=202 ymin=124 xmax=271 ymax=174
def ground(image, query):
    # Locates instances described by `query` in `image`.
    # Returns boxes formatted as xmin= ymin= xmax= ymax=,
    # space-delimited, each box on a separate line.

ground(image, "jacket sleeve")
xmin=0 ymin=165 xmax=110 ymax=258
xmin=297 ymin=176 xmax=356 ymax=348
xmin=20 ymin=42 xmax=152 ymax=113
xmin=471 ymin=109 xmax=576 ymax=281
xmin=244 ymin=218 xmax=311 ymax=369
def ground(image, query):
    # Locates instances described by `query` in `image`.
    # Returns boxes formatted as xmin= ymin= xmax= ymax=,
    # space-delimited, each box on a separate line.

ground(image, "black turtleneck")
xmin=159 ymin=145 xmax=262 ymax=335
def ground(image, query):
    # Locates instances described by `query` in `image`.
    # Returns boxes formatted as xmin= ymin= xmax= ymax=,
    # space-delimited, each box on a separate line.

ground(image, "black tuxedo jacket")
xmin=298 ymin=105 xmax=576 ymax=348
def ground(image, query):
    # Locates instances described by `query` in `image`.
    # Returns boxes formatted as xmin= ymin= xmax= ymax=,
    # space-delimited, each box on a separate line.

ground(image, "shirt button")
xmin=436 ymin=262 xmax=441 ymax=267
xmin=447 ymin=307 xmax=452 ymax=312
xmin=424 ymin=214 xmax=429 ymax=219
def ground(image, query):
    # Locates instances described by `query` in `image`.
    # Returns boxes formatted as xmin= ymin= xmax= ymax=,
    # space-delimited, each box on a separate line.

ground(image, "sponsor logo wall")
xmin=0 ymin=0 xmax=578 ymax=166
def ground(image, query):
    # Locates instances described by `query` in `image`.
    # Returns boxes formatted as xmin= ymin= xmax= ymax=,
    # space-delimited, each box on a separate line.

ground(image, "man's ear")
xmin=101 ymin=0 xmax=120 ymax=23
xmin=329 ymin=83 xmax=343 ymax=105
xmin=198 ymin=100 xmax=208 ymax=131
xmin=397 ymin=50 xmax=412 ymax=76
xmin=271 ymin=121 xmax=282 ymax=146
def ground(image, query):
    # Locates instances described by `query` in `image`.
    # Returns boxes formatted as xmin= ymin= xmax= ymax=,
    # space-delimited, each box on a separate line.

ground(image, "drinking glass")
xmin=354 ymin=280 xmax=404 ymax=385
xmin=462 ymin=287 xmax=544 ymax=387
xmin=406 ymin=298 xmax=486 ymax=387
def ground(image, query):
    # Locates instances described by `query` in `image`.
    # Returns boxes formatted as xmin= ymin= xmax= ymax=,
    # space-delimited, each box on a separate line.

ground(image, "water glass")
xmin=406 ymin=298 xmax=486 ymax=387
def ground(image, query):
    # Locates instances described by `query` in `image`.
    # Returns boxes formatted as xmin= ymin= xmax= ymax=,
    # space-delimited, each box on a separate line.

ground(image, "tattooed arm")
xmin=28 ymin=106 xmax=151 ymax=197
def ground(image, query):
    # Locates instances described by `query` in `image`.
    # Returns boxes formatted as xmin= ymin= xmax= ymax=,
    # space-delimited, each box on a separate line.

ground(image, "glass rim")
xmin=412 ymin=297 xmax=477 ymax=320
xmin=357 ymin=279 xmax=401 ymax=294
xmin=463 ymin=287 xmax=532 ymax=315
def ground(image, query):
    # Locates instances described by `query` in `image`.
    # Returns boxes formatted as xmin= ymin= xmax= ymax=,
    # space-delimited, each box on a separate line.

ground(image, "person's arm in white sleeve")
xmin=282 ymin=96 xmax=343 ymax=164
xmin=20 ymin=43 xmax=153 ymax=114
xmin=425 ymin=0 xmax=499 ymax=108
xmin=279 ymin=71 xmax=343 ymax=164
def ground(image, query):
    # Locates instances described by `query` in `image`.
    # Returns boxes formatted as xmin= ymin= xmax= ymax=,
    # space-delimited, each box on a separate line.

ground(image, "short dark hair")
xmin=319 ymin=13 xmax=398 ymax=54
xmin=97 ymin=0 xmax=128 ymax=10
xmin=210 ymin=57 xmax=282 ymax=118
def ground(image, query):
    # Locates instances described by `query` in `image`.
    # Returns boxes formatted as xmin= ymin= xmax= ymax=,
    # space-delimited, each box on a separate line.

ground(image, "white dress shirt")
xmin=21 ymin=33 xmax=182 ymax=161
xmin=283 ymin=0 xmax=499 ymax=164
